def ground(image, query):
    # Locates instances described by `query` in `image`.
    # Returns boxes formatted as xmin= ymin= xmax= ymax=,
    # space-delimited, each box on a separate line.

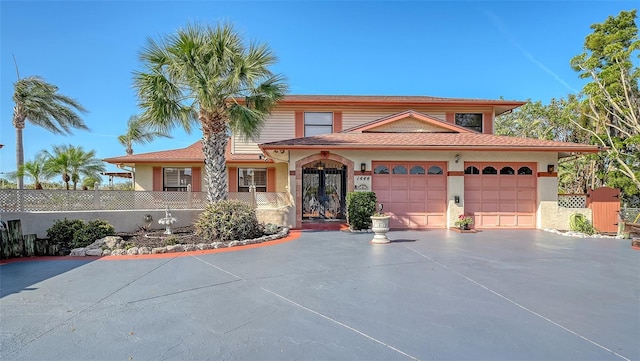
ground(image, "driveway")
xmin=1 ymin=230 xmax=638 ymax=360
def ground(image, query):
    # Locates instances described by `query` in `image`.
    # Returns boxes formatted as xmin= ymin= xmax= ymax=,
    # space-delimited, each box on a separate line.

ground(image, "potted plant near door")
xmin=370 ymin=204 xmax=391 ymax=243
xmin=454 ymin=215 xmax=473 ymax=230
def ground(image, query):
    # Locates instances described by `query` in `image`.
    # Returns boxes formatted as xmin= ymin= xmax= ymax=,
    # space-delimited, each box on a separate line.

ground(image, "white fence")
xmin=0 ymin=189 xmax=291 ymax=212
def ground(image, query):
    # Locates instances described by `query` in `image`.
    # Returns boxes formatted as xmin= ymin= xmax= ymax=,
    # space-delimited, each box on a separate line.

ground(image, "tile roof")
xmin=103 ymin=141 xmax=266 ymax=164
xmin=259 ymin=133 xmax=600 ymax=153
xmin=277 ymin=94 xmax=524 ymax=105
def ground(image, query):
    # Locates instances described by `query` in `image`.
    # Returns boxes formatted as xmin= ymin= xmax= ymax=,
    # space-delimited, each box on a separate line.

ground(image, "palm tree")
xmin=12 ymin=76 xmax=88 ymax=189
xmin=118 ymin=115 xmax=171 ymax=155
xmin=12 ymin=152 xmax=51 ymax=189
xmin=134 ymin=22 xmax=287 ymax=202
xmin=43 ymin=144 xmax=105 ymax=190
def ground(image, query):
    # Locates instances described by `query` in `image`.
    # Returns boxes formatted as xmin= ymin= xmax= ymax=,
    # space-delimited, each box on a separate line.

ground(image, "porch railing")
xmin=0 ymin=189 xmax=291 ymax=212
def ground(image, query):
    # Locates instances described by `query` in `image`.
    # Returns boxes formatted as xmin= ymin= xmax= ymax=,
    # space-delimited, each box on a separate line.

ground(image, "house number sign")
xmin=354 ymin=175 xmax=371 ymax=191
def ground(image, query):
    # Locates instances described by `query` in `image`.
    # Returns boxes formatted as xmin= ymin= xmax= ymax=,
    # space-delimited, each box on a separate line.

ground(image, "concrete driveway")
xmin=1 ymin=229 xmax=638 ymax=361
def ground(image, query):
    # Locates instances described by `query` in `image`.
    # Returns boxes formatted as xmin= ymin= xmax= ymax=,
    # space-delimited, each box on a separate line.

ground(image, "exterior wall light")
xmin=454 ymin=154 xmax=461 ymax=163
xmin=547 ymin=164 xmax=555 ymax=173
xmin=361 ymin=163 xmax=366 ymax=173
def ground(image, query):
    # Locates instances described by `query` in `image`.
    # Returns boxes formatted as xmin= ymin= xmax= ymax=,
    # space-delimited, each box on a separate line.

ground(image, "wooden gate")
xmin=587 ymin=187 xmax=621 ymax=233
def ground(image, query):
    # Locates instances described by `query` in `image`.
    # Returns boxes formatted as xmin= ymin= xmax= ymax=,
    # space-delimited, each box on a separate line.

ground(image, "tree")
xmin=12 ymin=76 xmax=88 ymax=189
xmin=495 ymin=96 xmax=597 ymax=193
xmin=43 ymin=144 xmax=105 ymax=190
xmin=11 ymin=152 xmax=51 ymax=189
xmin=134 ymin=22 xmax=287 ymax=202
xmin=118 ymin=115 xmax=171 ymax=155
xmin=570 ymin=10 xmax=640 ymax=204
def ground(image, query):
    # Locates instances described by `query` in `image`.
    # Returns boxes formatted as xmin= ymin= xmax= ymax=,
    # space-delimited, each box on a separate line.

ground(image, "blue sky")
xmin=0 ymin=1 xmax=636 ymax=182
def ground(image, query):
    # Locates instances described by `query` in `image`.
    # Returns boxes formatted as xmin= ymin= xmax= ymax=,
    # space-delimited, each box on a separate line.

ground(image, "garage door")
xmin=464 ymin=163 xmax=536 ymax=228
xmin=372 ymin=162 xmax=447 ymax=228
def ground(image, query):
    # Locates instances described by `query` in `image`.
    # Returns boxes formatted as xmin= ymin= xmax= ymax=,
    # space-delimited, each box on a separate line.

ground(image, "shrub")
xmin=72 ymin=219 xmax=115 ymax=248
xmin=46 ymin=219 xmax=84 ymax=248
xmin=194 ymin=200 xmax=262 ymax=242
xmin=570 ymin=213 xmax=596 ymax=235
xmin=46 ymin=218 xmax=115 ymax=249
xmin=346 ymin=191 xmax=377 ymax=230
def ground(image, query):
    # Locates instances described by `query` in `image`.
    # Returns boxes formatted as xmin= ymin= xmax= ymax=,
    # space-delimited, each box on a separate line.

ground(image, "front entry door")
xmin=302 ymin=165 xmax=346 ymax=219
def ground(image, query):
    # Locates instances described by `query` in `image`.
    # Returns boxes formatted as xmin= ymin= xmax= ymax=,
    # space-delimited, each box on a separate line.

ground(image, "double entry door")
xmin=302 ymin=166 xmax=346 ymax=220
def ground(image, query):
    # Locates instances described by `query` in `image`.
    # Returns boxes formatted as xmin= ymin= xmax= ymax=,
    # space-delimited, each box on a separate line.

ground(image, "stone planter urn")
xmin=370 ymin=215 xmax=391 ymax=243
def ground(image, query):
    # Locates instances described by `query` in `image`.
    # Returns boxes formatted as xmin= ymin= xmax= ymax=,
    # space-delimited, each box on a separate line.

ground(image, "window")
xmin=465 ymin=166 xmax=480 ymax=174
xmin=518 ymin=166 xmax=533 ymax=175
xmin=374 ymin=165 xmax=389 ymax=174
xmin=410 ymin=166 xmax=425 ymax=175
xmin=304 ymin=112 xmax=333 ymax=136
xmin=455 ymin=113 xmax=483 ymax=132
xmin=500 ymin=166 xmax=515 ymax=175
xmin=482 ymin=166 xmax=498 ymax=175
xmin=428 ymin=166 xmax=443 ymax=175
xmin=392 ymin=165 xmax=407 ymax=174
xmin=238 ymin=168 xmax=267 ymax=192
xmin=164 ymin=168 xmax=192 ymax=191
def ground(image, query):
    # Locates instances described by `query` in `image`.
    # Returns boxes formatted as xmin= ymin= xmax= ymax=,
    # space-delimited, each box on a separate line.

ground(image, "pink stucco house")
xmin=103 ymin=95 xmax=599 ymax=230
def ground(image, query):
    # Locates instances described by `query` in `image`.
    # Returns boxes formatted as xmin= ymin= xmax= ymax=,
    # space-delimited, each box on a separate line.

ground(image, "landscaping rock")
xmin=69 ymin=248 xmax=86 ymax=256
xmin=126 ymin=247 xmax=139 ymax=255
xmin=86 ymin=248 xmax=103 ymax=256
xmin=183 ymin=244 xmax=198 ymax=252
xmin=102 ymin=236 xmax=124 ymax=249
xmin=152 ymin=247 xmax=165 ymax=254
xmin=166 ymin=244 xmax=184 ymax=253
xmin=111 ymin=249 xmax=126 ymax=256
xmin=102 ymin=250 xmax=111 ymax=256
xmin=138 ymin=247 xmax=151 ymax=255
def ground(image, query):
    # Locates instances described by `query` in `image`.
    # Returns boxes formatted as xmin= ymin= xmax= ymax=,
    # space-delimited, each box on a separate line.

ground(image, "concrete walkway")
xmin=1 ymin=229 xmax=638 ymax=360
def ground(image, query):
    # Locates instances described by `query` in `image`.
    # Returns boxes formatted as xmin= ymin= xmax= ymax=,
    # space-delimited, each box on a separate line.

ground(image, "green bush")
xmin=46 ymin=218 xmax=115 ymax=249
xmin=46 ymin=219 xmax=84 ymax=248
xmin=346 ymin=191 xmax=377 ymax=230
xmin=570 ymin=213 xmax=596 ymax=235
xmin=194 ymin=200 xmax=262 ymax=242
xmin=71 ymin=219 xmax=115 ymax=248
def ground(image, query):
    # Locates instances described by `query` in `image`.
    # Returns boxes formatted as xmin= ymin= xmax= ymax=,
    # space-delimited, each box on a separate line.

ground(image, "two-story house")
xmin=103 ymin=95 xmax=599 ymax=230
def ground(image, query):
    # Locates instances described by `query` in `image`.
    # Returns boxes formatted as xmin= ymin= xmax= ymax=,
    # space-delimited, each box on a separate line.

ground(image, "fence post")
xmin=187 ymin=184 xmax=193 ymax=208
xmin=93 ymin=187 xmax=101 ymax=210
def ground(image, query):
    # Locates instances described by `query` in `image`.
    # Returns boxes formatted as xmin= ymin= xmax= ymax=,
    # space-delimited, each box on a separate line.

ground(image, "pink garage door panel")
xmin=464 ymin=163 xmax=536 ymax=229
xmin=372 ymin=162 xmax=447 ymax=229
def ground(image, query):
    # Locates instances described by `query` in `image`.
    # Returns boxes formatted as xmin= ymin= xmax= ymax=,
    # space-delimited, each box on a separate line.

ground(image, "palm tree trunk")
xmin=202 ymin=132 xmax=228 ymax=203
xmin=15 ymin=126 xmax=24 ymax=189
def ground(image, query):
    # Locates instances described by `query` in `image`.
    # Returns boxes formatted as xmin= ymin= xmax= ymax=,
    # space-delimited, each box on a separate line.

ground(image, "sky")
xmin=0 ymin=0 xmax=636 ymax=183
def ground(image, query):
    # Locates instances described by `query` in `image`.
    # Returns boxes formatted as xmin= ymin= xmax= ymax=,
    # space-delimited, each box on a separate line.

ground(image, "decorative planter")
xmin=370 ymin=215 xmax=391 ymax=243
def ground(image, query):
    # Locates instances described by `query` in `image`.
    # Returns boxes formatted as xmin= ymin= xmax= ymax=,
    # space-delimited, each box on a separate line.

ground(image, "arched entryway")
xmin=302 ymin=159 xmax=347 ymax=220
xmin=295 ymin=153 xmax=354 ymax=228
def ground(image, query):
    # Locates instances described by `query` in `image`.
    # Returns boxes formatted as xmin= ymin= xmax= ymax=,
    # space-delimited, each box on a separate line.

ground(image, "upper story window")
xmin=455 ymin=113 xmax=483 ymax=132
xmin=238 ymin=168 xmax=267 ymax=192
xmin=305 ymin=112 xmax=333 ymax=136
xmin=164 ymin=167 xmax=191 ymax=191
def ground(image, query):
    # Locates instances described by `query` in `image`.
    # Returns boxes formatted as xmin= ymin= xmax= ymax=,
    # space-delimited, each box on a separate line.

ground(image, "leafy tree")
xmin=134 ymin=22 xmax=287 ymax=203
xmin=11 ymin=76 xmax=88 ymax=189
xmin=43 ymin=144 xmax=105 ymax=190
xmin=11 ymin=151 xmax=51 ymax=189
xmin=495 ymin=96 xmax=598 ymax=193
xmin=118 ymin=115 xmax=171 ymax=155
xmin=570 ymin=10 xmax=640 ymax=204
xmin=494 ymin=100 xmax=555 ymax=140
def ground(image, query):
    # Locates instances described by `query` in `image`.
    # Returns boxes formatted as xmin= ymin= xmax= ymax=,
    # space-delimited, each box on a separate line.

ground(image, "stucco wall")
xmin=539 ymin=202 xmax=593 ymax=231
xmin=282 ymin=149 xmax=562 ymax=229
xmin=2 ymin=207 xmax=294 ymax=238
